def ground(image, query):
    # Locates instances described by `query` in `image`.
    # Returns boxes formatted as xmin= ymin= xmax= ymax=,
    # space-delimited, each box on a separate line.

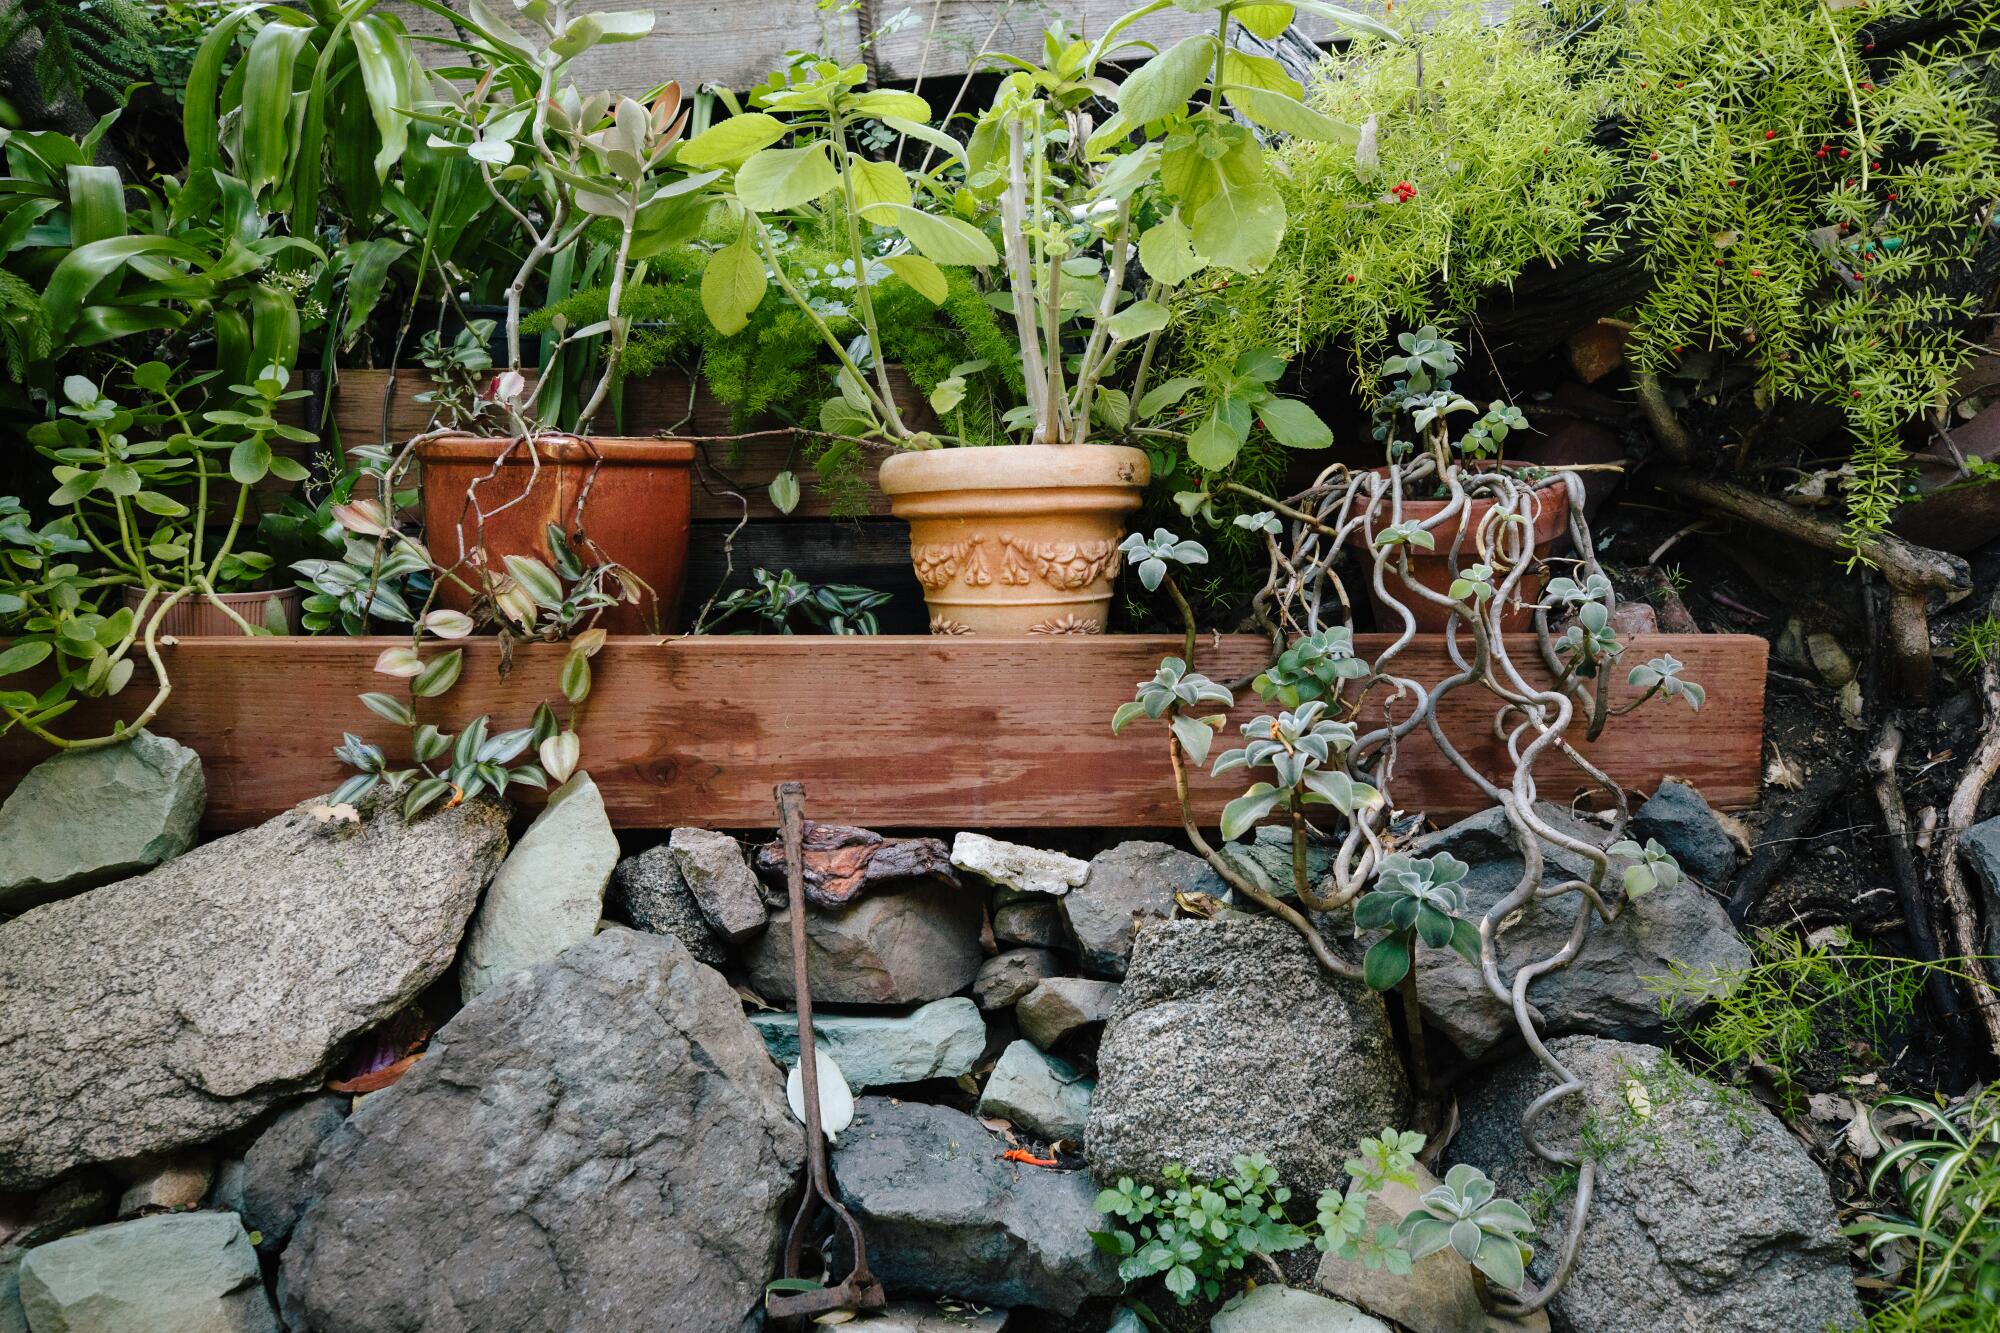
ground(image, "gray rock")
xmin=750 ymin=998 xmax=985 ymax=1089
xmin=973 ymin=949 xmax=1062 ymax=1009
xmin=951 ymin=832 xmax=1089 ymax=896
xmin=19 ymin=1212 xmax=277 ymax=1333
xmin=1400 ymin=804 xmax=1751 ymax=1059
xmin=746 ymin=881 xmax=985 ymax=1004
xmin=1220 ymin=825 xmax=1335 ymax=902
xmin=282 ymin=929 xmax=801 ymax=1333
xmin=0 ymin=797 xmax=507 ymax=1191
xmin=1212 ymin=1285 xmax=1391 ymax=1332
xmin=1016 ymin=977 xmax=1120 ymax=1050
xmin=1448 ymin=1036 xmax=1862 ymax=1333
xmin=1806 ymin=632 xmax=1855 ymax=687
xmin=1630 ymin=780 xmax=1741 ymax=888
xmin=1064 ymin=841 xmax=1213 ymax=977
xmin=832 ymin=1099 xmax=1117 ymax=1314
xmin=459 ymin=774 xmax=616 ymax=1001
xmin=0 ymin=1174 xmax=116 ymax=1333
xmin=0 ymin=732 xmax=203 ymax=915
xmin=214 ymin=1095 xmax=347 ymax=1255
xmin=605 ymin=845 xmax=726 ymax=967
xmin=669 ymin=827 xmax=767 ymax=941
xmin=114 ymin=1153 xmax=212 ymax=1218
xmin=1959 ymin=816 xmax=2000 ymax=976
xmin=862 ymin=1301 xmax=1008 ymax=1332
xmin=978 ymin=1040 xmax=1093 ymax=1141
xmin=1087 ymin=917 xmax=1408 ymax=1196
xmin=993 ymin=899 xmax=1066 ymax=949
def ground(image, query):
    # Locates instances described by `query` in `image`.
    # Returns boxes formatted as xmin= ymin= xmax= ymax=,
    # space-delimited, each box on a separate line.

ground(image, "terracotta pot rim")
xmin=415 ymin=434 xmax=696 ymax=465
xmin=122 ymin=585 xmax=300 ymax=604
xmin=879 ymin=442 xmax=1150 ymax=496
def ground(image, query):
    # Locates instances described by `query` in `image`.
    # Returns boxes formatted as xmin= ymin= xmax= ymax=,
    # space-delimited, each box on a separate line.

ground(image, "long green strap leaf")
xmin=242 ymin=19 xmax=316 ymax=202
xmin=42 ymin=236 xmax=204 ymax=338
xmin=176 ymin=4 xmax=268 ymax=226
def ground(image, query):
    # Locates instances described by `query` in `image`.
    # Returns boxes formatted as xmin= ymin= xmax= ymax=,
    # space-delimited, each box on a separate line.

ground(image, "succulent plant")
xmin=1398 ymin=1163 xmax=1536 ymax=1293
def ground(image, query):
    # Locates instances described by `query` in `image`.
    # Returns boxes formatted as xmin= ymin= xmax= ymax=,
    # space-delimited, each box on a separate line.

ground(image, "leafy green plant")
xmin=701 ymin=568 xmax=891 ymax=635
xmin=1091 ymin=1155 xmax=1310 ymax=1304
xmin=1315 ymin=1128 xmax=1426 ymax=1275
xmin=1850 ymin=1085 xmax=2000 ymax=1327
xmin=1355 ymin=851 xmax=1479 ymax=1092
xmin=1252 ymin=627 xmax=1370 ymax=707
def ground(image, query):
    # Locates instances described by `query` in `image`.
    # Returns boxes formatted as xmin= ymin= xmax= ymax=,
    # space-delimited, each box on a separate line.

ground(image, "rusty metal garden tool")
xmin=767 ymin=780 xmax=885 ymax=1323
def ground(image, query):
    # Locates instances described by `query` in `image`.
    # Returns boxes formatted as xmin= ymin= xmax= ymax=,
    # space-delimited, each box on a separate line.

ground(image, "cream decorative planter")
xmin=878 ymin=444 xmax=1150 ymax=636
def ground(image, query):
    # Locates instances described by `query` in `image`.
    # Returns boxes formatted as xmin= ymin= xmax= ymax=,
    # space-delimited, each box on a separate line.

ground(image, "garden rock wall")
xmin=0 ymin=751 xmax=1869 ymax=1332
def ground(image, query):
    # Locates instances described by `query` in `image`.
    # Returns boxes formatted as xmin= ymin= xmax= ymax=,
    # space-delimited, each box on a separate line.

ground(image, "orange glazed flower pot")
xmin=878 ymin=443 xmax=1150 ymax=637
xmin=415 ymin=435 xmax=695 ymax=635
xmin=1352 ymin=475 xmax=1571 ymax=633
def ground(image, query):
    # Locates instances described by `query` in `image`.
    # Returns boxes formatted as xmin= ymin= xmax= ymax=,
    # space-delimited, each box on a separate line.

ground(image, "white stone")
xmin=1212 ymin=1284 xmax=1392 ymax=1333
xmin=951 ymin=833 xmax=1088 ymax=896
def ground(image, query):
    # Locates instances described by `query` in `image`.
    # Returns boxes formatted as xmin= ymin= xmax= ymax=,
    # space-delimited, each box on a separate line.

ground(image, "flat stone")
xmin=861 ymin=1301 xmax=1008 ymax=1333
xmin=993 ymin=899 xmax=1066 ymax=949
xmin=1316 ymin=1165 xmax=1547 ymax=1333
xmin=0 ymin=731 xmax=204 ymax=915
xmin=1630 ymin=780 xmax=1741 ymax=887
xmin=952 ymin=833 xmax=1089 ymax=896
xmin=747 ymin=881 xmax=986 ymax=1004
xmin=1016 ymin=977 xmax=1120 ymax=1050
xmin=1449 ymin=1036 xmax=1861 ymax=1333
xmin=0 ymin=796 xmax=507 ymax=1190
xmin=1064 ymin=841 xmax=1214 ymax=978
xmin=606 ymin=844 xmax=727 ymax=967
xmin=973 ymin=949 xmax=1062 ymax=1009
xmin=211 ymin=1094 xmax=347 ymax=1255
xmin=459 ymin=774 xmax=616 ymax=1002
xmin=19 ymin=1212 xmax=277 ymax=1333
xmin=978 ymin=1040 xmax=1093 ymax=1142
xmin=1397 ymin=804 xmax=1751 ymax=1059
xmin=114 ymin=1153 xmax=212 ymax=1218
xmin=1087 ymin=917 xmax=1408 ymax=1197
xmin=750 ymin=998 xmax=985 ymax=1089
xmin=0 ymin=1175 xmax=115 ymax=1333
xmin=832 ymin=1099 xmax=1117 ymax=1314
xmin=668 ymin=827 xmax=767 ymax=941
xmin=282 ymin=930 xmax=802 ymax=1333
xmin=753 ymin=822 xmax=958 ymax=909
xmin=1212 ymin=1284 xmax=1391 ymax=1332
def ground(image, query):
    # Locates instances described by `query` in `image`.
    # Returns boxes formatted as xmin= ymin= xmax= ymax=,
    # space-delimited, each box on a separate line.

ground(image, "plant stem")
xmin=1397 ymin=964 xmax=1430 ymax=1094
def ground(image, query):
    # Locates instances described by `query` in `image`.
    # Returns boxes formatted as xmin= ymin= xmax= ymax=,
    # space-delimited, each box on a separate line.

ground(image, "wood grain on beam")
xmin=0 ymin=633 xmax=1764 ymax=829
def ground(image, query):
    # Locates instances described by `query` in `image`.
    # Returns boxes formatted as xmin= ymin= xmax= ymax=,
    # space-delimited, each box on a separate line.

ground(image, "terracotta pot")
xmin=415 ymin=435 xmax=695 ymax=634
xmin=1351 ymin=474 xmax=1571 ymax=633
xmin=878 ymin=444 xmax=1150 ymax=636
xmin=123 ymin=586 xmax=301 ymax=637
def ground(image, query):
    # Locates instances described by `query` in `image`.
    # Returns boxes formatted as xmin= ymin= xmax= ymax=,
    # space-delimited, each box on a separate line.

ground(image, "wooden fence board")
xmin=0 ymin=633 xmax=1765 ymax=830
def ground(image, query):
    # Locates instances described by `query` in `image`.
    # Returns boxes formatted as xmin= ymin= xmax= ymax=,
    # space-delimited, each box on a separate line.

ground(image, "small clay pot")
xmin=878 ymin=444 xmax=1150 ymax=637
xmin=416 ymin=435 xmax=695 ymax=635
xmin=123 ymin=586 xmax=301 ymax=637
xmin=1352 ymin=474 xmax=1571 ymax=633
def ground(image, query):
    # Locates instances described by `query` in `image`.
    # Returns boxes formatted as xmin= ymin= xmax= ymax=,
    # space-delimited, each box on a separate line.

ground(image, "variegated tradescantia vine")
xmin=1113 ymin=330 xmax=1709 ymax=1316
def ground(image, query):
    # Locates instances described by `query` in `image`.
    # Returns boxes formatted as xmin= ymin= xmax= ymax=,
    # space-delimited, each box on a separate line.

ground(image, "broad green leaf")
xmin=1187 ymin=403 xmax=1247 ymax=470
xmin=351 ymin=15 xmax=419 ymax=182
xmin=404 ymin=776 xmax=454 ymax=820
xmin=411 ymin=648 xmax=464 ymax=699
xmin=862 ymin=205 xmax=997 ymax=266
xmin=503 ymin=554 xmax=563 ymax=608
xmin=174 ymin=4 xmax=260 ymax=224
xmin=1222 ymin=49 xmax=1303 ymax=99
xmin=1135 ymin=376 xmax=1202 ymax=419
xmin=560 ymin=649 xmax=591 ymax=703
xmin=680 ymin=112 xmax=789 ymax=168
xmin=1257 ymin=397 xmax=1332 ymax=449
xmin=241 ymin=20 xmax=314 ymax=199
xmin=847 ymin=157 xmax=911 ymax=210
xmin=1112 ymin=699 xmax=1148 ymax=733
xmin=359 ymin=691 xmax=415 ymax=727
xmin=1170 ymin=713 xmax=1214 ymax=765
xmin=1219 ymin=783 xmax=1283 ymax=840
xmin=229 ymin=438 xmax=273 ymax=485
xmin=65 ymin=165 xmax=127 ymax=247
xmin=701 ymin=219 xmax=767 ymax=335
xmin=1138 ymin=213 xmax=1206 ymax=285
xmin=1161 ymin=131 xmax=1285 ymax=272
xmin=1233 ymin=4 xmax=1297 ymax=40
xmin=1117 ymin=34 xmax=1216 ymax=125
xmin=735 ymin=143 xmax=839 ymax=212
xmin=885 ymin=254 xmax=947 ymax=303
xmin=1225 ymin=86 xmax=1359 ymax=144
xmin=768 ymin=470 xmax=801 ymax=514
xmin=42 ymin=237 xmax=202 ymax=338
xmin=851 ymin=90 xmax=931 ymax=120
xmin=1106 ymin=299 xmax=1170 ymax=341
xmin=0 ymin=642 xmax=52 ymax=676
xmin=341 ymin=238 xmax=412 ymax=344
xmin=1290 ymin=0 xmax=1402 ymax=41
xmin=1363 ymin=934 xmax=1412 ymax=991
xmin=879 ymin=116 xmax=966 ymax=171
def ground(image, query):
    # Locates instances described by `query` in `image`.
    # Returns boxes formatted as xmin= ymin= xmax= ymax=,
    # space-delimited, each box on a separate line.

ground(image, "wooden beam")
xmin=0 ymin=633 xmax=1765 ymax=830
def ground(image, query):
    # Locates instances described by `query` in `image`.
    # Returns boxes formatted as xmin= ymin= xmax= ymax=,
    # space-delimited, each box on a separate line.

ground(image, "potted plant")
xmin=406 ymin=2 xmax=715 ymax=634
xmin=696 ymin=4 xmax=1393 ymax=634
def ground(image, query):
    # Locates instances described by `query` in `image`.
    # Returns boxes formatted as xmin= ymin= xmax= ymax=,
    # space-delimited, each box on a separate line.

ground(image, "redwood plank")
xmin=0 ymin=635 xmax=1765 ymax=830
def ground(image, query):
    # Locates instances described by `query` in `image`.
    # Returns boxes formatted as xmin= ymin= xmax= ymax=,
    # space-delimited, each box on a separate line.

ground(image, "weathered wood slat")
xmin=0 ymin=633 xmax=1765 ymax=830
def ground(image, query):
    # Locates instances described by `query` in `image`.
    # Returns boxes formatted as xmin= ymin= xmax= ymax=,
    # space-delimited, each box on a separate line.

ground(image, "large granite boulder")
xmin=0 ymin=797 xmax=507 ymax=1190
xmin=746 ymin=881 xmax=985 ymax=1004
xmin=1448 ymin=1036 xmax=1861 ymax=1333
xmin=18 ymin=1212 xmax=277 ymax=1333
xmin=211 ymin=1094 xmax=348 ymax=1255
xmin=0 ymin=731 xmax=203 ymax=915
xmin=832 ymin=1099 xmax=1117 ymax=1314
xmin=459 ymin=774 xmax=617 ymax=1001
xmin=1087 ymin=917 xmax=1408 ymax=1196
xmin=750 ymin=998 xmax=986 ymax=1089
xmin=1398 ymin=805 xmax=1751 ymax=1058
xmin=281 ymin=929 xmax=801 ymax=1333
xmin=1063 ymin=841 xmax=1213 ymax=977
xmin=605 ymin=844 xmax=727 ymax=967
